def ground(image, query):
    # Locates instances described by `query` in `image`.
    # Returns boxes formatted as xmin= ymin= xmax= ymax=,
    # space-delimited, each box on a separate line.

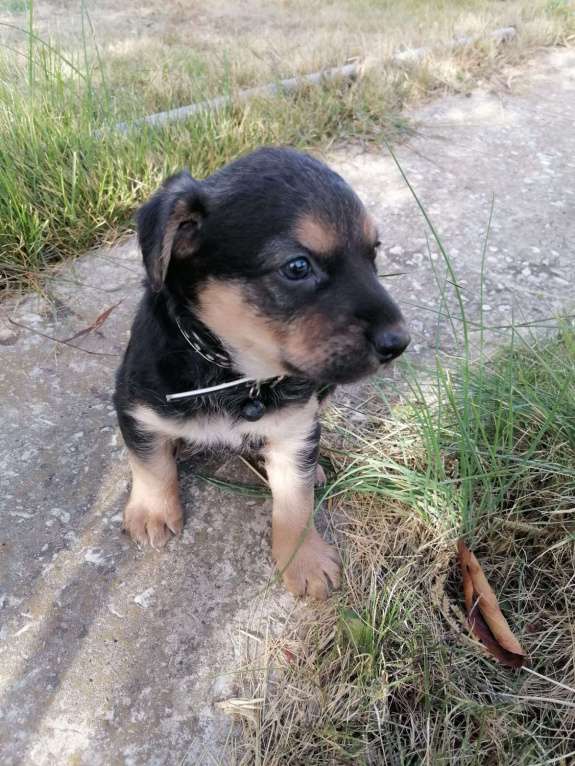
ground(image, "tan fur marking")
xmin=130 ymin=396 xmax=319 ymax=452
xmin=283 ymin=310 xmax=333 ymax=361
xmin=294 ymin=213 xmax=339 ymax=255
xmin=263 ymin=404 xmax=340 ymax=600
xmin=284 ymin=310 xmax=369 ymax=379
xmin=126 ymin=397 xmax=336 ymax=595
xmin=162 ymin=201 xmax=201 ymax=262
xmin=196 ymin=280 xmax=288 ymax=378
xmin=124 ymin=442 xmax=183 ymax=548
xmin=127 ymin=397 xmax=338 ymax=596
xmin=362 ymin=214 xmax=379 ymax=247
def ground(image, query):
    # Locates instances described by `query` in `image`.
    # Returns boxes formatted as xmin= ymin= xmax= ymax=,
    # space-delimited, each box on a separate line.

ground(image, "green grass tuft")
xmin=0 ymin=0 xmax=28 ymax=13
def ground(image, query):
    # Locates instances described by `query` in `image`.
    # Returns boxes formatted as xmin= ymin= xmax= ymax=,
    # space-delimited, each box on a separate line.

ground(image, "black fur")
xmin=114 ymin=147 xmax=409 ymax=460
xmin=113 ymin=289 xmax=323 ymax=453
xmin=297 ymin=421 xmax=321 ymax=478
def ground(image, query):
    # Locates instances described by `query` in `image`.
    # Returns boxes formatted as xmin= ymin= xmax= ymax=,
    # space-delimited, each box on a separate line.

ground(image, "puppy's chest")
xmin=178 ymin=413 xmax=261 ymax=452
xmin=131 ymin=397 xmax=319 ymax=453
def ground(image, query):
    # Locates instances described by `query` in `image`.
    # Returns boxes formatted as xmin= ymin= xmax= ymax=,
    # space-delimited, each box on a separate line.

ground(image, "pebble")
xmin=0 ymin=326 xmax=18 ymax=345
xmin=134 ymin=588 xmax=155 ymax=609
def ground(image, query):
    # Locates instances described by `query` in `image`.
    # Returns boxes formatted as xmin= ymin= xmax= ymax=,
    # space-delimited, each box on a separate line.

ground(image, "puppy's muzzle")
xmin=367 ymin=322 xmax=411 ymax=363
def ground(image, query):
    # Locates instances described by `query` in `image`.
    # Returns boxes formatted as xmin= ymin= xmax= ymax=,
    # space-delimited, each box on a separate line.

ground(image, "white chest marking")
xmin=129 ymin=397 xmax=319 ymax=451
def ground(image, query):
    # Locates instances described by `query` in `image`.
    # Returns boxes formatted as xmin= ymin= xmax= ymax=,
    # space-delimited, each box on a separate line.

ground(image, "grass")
xmin=224 ymin=186 xmax=575 ymax=763
xmin=1 ymin=0 xmax=575 ymax=289
xmin=0 ymin=46 xmax=404 ymax=289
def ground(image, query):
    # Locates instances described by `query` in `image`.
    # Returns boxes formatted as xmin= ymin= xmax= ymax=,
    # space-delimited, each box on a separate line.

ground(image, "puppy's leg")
xmin=264 ymin=422 xmax=340 ymax=600
xmin=123 ymin=437 xmax=183 ymax=549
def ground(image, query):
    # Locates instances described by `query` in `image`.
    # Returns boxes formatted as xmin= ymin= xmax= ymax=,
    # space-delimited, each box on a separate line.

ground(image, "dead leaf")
xmin=7 ymin=317 xmax=120 ymax=357
xmin=62 ymin=300 xmax=122 ymax=343
xmin=457 ymin=539 xmax=526 ymax=668
xmin=282 ymin=648 xmax=297 ymax=664
xmin=216 ymin=697 xmax=262 ymax=726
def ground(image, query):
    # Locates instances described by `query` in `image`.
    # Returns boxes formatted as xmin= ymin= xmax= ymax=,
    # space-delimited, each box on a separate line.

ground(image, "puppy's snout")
xmin=368 ymin=324 xmax=411 ymax=362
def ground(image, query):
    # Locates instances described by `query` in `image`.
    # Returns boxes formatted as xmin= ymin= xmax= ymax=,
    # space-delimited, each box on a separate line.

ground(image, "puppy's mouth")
xmin=282 ymin=347 xmax=384 ymax=386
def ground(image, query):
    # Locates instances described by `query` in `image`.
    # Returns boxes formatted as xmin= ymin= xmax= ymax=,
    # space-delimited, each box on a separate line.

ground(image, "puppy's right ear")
xmin=137 ymin=171 xmax=207 ymax=292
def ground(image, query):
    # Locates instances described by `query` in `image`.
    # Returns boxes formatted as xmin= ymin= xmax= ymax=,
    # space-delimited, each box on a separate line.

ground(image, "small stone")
xmin=134 ymin=588 xmax=155 ymax=609
xmin=0 ymin=326 xmax=18 ymax=345
xmin=210 ymin=673 xmax=236 ymax=702
xmin=388 ymin=245 xmax=404 ymax=256
xmin=84 ymin=548 xmax=107 ymax=565
xmin=51 ymin=508 xmax=71 ymax=524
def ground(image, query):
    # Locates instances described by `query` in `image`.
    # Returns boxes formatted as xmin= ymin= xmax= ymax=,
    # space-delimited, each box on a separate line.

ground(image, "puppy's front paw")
xmin=123 ymin=499 xmax=183 ymax=549
xmin=275 ymin=531 xmax=341 ymax=601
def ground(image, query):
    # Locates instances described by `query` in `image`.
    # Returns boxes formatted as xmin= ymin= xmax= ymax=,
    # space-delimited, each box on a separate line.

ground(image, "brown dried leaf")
xmin=62 ymin=300 xmax=122 ymax=343
xmin=7 ymin=317 xmax=120 ymax=357
xmin=457 ymin=539 xmax=526 ymax=668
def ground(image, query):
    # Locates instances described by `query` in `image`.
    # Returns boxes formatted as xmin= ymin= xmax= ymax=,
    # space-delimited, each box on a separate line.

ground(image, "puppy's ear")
xmin=137 ymin=171 xmax=207 ymax=292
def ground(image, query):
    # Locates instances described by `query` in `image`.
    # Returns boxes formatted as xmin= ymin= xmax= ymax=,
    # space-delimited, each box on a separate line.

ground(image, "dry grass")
xmin=61 ymin=0 xmax=575 ymax=116
xmin=2 ymin=0 xmax=574 ymax=112
xmin=227 ymin=329 xmax=575 ymax=765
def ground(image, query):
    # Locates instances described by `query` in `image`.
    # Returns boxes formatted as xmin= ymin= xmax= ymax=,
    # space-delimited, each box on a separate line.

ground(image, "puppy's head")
xmin=138 ymin=147 xmax=410 ymax=384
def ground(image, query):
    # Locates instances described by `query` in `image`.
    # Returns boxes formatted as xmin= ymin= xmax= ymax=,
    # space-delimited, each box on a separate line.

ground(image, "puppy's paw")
xmin=123 ymin=499 xmax=183 ymax=549
xmin=275 ymin=531 xmax=341 ymax=601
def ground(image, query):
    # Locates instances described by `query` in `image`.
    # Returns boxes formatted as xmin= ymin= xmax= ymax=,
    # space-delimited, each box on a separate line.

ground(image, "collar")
xmin=167 ymin=313 xmax=286 ymax=420
xmin=174 ymin=314 xmax=233 ymax=369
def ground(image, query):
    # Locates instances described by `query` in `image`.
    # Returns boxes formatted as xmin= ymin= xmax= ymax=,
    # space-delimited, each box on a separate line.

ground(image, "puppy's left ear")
xmin=137 ymin=171 xmax=207 ymax=292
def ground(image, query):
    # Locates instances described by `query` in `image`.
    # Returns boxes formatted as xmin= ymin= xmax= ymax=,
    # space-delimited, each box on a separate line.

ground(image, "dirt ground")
xmin=0 ymin=47 xmax=573 ymax=764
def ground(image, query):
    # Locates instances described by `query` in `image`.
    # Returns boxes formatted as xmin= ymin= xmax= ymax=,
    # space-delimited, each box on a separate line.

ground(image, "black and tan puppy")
xmin=114 ymin=147 xmax=409 ymax=600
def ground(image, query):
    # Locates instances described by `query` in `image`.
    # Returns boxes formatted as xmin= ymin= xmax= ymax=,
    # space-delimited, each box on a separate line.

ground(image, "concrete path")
xmin=1 ymin=48 xmax=574 ymax=765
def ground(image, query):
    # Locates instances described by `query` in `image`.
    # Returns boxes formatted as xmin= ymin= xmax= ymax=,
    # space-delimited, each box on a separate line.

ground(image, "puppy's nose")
xmin=368 ymin=324 xmax=411 ymax=362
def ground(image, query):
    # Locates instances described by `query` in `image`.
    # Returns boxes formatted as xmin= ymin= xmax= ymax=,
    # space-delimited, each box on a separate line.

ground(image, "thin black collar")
xmin=174 ymin=314 xmax=233 ymax=369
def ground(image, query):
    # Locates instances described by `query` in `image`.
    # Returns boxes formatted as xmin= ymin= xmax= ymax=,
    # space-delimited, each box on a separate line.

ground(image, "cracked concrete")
xmin=1 ymin=48 xmax=574 ymax=765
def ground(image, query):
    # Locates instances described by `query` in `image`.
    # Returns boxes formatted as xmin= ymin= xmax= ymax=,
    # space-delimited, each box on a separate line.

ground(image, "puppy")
xmin=114 ymin=147 xmax=410 ymax=600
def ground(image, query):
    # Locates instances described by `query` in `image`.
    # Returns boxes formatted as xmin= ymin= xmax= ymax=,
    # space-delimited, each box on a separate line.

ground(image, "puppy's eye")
xmin=281 ymin=256 xmax=312 ymax=280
